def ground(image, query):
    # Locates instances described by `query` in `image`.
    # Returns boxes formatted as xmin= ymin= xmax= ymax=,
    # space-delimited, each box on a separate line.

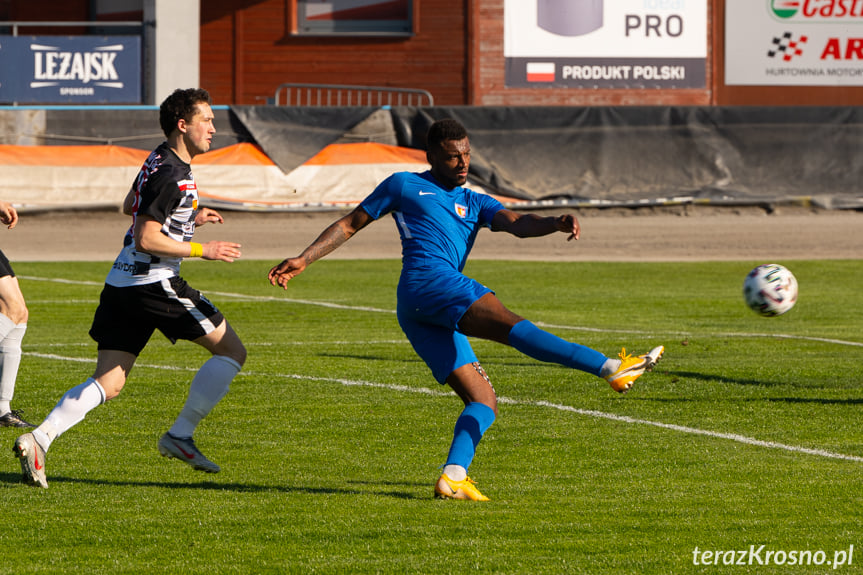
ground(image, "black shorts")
xmin=0 ymin=250 xmax=14 ymax=279
xmin=89 ymin=276 xmax=225 ymax=356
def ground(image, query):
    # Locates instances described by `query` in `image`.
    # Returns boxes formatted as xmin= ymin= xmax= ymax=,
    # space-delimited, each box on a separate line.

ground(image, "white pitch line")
xmin=20 ymin=276 xmax=396 ymax=314
xmin=27 ymin=352 xmax=94 ymax=365
xmin=716 ymin=332 xmax=863 ymax=347
xmin=532 ymin=323 xmax=863 ymax=348
xmin=524 ymin=400 xmax=863 ymax=463
xmin=24 ymin=351 xmax=863 ymax=464
xmin=20 ymin=276 xmax=102 ymax=287
xmin=27 ymin=299 xmax=100 ymax=304
xmin=245 ymin=340 xmax=410 ymax=346
xmin=211 ymin=290 xmax=396 ymax=314
xmin=20 ymin=275 xmax=863 ymax=348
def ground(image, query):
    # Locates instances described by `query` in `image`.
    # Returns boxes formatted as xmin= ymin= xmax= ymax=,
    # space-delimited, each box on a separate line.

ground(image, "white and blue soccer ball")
xmin=743 ymin=264 xmax=798 ymax=317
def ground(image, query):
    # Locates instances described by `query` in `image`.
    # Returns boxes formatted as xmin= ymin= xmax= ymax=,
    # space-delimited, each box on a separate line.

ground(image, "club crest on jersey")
xmin=454 ymin=203 xmax=467 ymax=218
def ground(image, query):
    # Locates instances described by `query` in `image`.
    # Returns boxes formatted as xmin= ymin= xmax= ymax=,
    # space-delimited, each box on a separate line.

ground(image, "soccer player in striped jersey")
xmin=13 ymin=88 xmax=246 ymax=488
xmin=269 ymin=118 xmax=663 ymax=501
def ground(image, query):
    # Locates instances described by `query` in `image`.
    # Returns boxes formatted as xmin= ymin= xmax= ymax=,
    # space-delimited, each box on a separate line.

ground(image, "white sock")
xmin=0 ymin=314 xmax=22 ymax=416
xmin=599 ymin=358 xmax=622 ymax=379
xmin=443 ymin=464 xmax=467 ymax=482
xmin=33 ymin=378 xmax=106 ymax=451
xmin=168 ymin=355 xmax=241 ymax=438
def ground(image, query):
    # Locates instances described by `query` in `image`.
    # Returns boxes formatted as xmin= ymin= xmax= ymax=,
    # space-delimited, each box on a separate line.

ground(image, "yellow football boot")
xmin=434 ymin=474 xmax=490 ymax=501
xmin=605 ymin=345 xmax=664 ymax=393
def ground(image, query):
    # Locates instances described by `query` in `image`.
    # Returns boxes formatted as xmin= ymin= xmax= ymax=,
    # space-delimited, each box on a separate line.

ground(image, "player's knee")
xmin=448 ymin=362 xmax=498 ymax=414
xmin=484 ymin=397 xmax=498 ymax=417
xmin=11 ymin=304 xmax=28 ymax=324
xmin=203 ymin=321 xmax=246 ymax=366
xmin=0 ymin=299 xmax=27 ymax=324
xmin=472 ymin=362 xmax=497 ymax=411
xmin=229 ymin=342 xmax=247 ymax=367
xmin=96 ymin=377 xmax=126 ymax=401
xmin=216 ymin=339 xmax=247 ymax=367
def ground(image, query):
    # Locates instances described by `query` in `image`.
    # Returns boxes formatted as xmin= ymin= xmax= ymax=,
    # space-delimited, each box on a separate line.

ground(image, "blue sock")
xmin=508 ymin=319 xmax=607 ymax=376
xmin=444 ymin=402 xmax=496 ymax=470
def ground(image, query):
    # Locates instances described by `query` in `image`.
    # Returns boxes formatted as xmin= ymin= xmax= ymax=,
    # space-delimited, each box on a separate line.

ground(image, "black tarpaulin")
xmin=390 ymin=106 xmax=863 ymax=209
xmin=230 ymin=106 xmax=380 ymax=174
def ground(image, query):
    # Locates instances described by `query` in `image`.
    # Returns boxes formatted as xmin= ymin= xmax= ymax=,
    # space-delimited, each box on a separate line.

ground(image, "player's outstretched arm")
xmin=0 ymin=201 xmax=18 ymax=229
xmin=268 ymin=256 xmax=307 ymax=289
xmin=268 ymin=206 xmax=373 ymax=289
xmin=491 ymin=209 xmax=580 ymax=241
xmin=199 ymin=241 xmax=242 ymax=262
xmin=135 ymin=217 xmax=241 ymax=262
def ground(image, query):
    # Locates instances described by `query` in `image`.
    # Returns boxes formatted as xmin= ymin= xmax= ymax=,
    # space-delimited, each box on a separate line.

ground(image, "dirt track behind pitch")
xmin=4 ymin=205 xmax=861 ymax=263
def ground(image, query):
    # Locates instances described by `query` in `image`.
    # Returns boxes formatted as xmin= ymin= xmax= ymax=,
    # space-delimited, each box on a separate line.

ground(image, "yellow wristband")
xmin=189 ymin=242 xmax=203 ymax=258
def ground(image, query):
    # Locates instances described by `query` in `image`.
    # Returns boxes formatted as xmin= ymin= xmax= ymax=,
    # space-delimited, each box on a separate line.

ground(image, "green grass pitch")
xmin=1 ymin=259 xmax=861 ymax=574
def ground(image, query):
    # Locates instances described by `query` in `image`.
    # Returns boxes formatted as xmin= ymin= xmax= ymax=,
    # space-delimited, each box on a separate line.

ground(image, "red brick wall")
xmin=0 ymin=0 xmax=86 ymax=21
xmin=200 ymin=0 xmax=715 ymax=106
xmin=200 ymin=0 xmax=470 ymax=106
xmin=0 ymin=0 xmax=89 ymax=34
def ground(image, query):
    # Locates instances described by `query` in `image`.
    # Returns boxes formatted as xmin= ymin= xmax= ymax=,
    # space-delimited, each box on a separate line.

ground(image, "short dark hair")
xmin=159 ymin=88 xmax=212 ymax=137
xmin=427 ymin=118 xmax=468 ymax=151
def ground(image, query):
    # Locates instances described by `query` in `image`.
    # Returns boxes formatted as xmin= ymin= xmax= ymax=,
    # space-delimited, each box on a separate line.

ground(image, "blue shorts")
xmin=396 ymin=269 xmax=493 ymax=383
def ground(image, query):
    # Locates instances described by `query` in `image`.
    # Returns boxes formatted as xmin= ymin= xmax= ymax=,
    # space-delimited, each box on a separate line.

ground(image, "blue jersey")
xmin=361 ymin=171 xmax=505 ymax=382
xmin=360 ymin=171 xmax=504 ymax=273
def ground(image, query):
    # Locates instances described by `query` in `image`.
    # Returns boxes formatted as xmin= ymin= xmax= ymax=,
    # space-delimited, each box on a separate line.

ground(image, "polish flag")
xmin=526 ymin=62 xmax=555 ymax=82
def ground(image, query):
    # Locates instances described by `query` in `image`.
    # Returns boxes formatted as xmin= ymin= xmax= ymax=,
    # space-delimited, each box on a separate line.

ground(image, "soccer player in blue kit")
xmin=269 ymin=118 xmax=663 ymax=501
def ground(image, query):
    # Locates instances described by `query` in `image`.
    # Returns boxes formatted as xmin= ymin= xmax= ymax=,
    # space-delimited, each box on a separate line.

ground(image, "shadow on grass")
xmin=634 ymin=371 xmax=863 ymax=405
xmin=765 ymin=397 xmax=863 ymax=406
xmin=314 ymin=352 xmax=427 ymax=367
xmin=0 ymin=471 xmax=424 ymax=499
xmin=663 ymin=370 xmax=785 ymax=387
xmin=630 ymin=395 xmax=863 ymax=406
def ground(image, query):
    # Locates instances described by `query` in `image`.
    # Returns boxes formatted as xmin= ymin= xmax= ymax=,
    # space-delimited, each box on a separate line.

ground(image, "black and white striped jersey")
xmin=106 ymin=142 xmax=199 ymax=287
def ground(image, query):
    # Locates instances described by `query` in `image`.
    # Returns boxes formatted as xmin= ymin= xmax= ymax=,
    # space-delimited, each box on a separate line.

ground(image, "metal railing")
xmin=273 ymin=83 xmax=433 ymax=107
